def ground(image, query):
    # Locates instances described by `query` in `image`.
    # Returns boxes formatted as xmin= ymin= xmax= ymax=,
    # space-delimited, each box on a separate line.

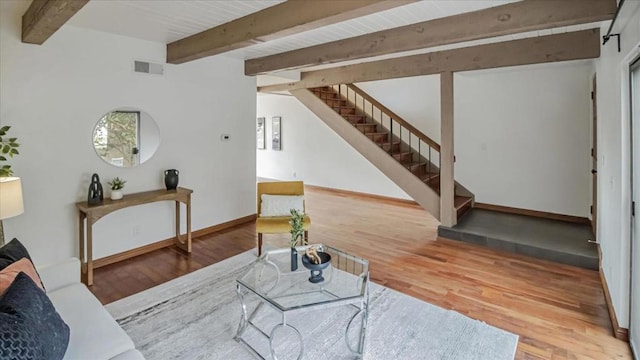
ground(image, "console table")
xmin=76 ymin=187 xmax=193 ymax=286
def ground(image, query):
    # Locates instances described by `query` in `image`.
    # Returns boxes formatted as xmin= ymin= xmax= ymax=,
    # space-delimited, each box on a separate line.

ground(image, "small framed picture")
xmin=256 ymin=117 xmax=265 ymax=150
xmin=272 ymin=116 xmax=281 ymax=151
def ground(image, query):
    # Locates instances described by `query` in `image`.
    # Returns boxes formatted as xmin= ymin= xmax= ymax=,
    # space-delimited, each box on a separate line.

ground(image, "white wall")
xmin=0 ymin=1 xmax=257 ymax=266
xmin=259 ymin=63 xmax=592 ymax=217
xmin=455 ymin=63 xmax=592 ymax=217
xmin=356 ymin=75 xmax=441 ymax=143
xmin=595 ymin=0 xmax=640 ymax=329
xmin=256 ymin=93 xmax=410 ymax=199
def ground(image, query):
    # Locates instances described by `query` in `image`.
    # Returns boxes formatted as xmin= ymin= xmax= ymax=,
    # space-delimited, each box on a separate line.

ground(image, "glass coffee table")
xmin=235 ymin=244 xmax=369 ymax=359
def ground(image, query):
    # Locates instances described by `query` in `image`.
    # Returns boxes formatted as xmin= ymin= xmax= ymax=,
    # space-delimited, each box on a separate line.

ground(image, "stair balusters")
xmin=310 ymin=85 xmax=442 ymax=195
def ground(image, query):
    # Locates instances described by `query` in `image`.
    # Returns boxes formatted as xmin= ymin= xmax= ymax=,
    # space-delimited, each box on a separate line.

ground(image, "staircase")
xmin=290 ymin=84 xmax=473 ymax=223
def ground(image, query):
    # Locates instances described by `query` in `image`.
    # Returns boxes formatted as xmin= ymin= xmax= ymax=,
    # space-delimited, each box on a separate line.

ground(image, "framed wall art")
xmin=272 ymin=116 xmax=281 ymax=151
xmin=256 ymin=117 xmax=265 ymax=150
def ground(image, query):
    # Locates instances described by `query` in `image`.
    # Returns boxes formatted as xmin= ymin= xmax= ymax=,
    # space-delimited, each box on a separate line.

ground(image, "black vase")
xmin=164 ymin=169 xmax=179 ymax=190
xmin=291 ymin=248 xmax=298 ymax=272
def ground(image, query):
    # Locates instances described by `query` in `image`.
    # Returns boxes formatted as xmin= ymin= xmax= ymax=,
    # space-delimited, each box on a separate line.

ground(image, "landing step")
xmin=438 ymin=208 xmax=598 ymax=270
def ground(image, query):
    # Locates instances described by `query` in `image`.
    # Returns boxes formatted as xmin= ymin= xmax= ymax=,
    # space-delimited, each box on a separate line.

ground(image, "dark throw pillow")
xmin=0 ymin=238 xmax=45 ymax=291
xmin=0 ymin=238 xmax=32 ymax=270
xmin=0 ymin=272 xmax=69 ymax=360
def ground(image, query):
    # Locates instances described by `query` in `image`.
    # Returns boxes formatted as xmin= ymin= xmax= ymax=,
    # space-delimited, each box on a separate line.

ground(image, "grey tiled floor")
xmin=439 ymin=209 xmax=598 ymax=269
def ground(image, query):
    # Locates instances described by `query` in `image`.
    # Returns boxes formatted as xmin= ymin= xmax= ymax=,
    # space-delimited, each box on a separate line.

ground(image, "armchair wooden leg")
xmin=304 ymin=230 xmax=309 ymax=245
xmin=258 ymin=233 xmax=263 ymax=256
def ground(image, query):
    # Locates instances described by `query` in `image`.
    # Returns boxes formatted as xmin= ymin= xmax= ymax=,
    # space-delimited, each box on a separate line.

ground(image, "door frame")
xmin=592 ymin=75 xmax=598 ymax=236
xmin=629 ymin=53 xmax=640 ymax=359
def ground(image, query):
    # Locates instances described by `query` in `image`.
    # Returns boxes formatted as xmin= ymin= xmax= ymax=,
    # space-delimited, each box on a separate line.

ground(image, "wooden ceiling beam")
xmin=167 ymin=0 xmax=416 ymax=65
xmin=246 ymin=0 xmax=615 ymax=76
xmin=258 ymin=29 xmax=600 ymax=93
xmin=22 ymin=0 xmax=89 ymax=44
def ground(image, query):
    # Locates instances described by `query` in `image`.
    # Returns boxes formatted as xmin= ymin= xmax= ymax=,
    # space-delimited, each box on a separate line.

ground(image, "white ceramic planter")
xmin=111 ymin=190 xmax=123 ymax=200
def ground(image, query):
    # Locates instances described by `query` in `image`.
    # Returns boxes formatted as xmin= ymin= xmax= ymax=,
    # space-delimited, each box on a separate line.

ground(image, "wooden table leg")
xmin=186 ymin=196 xmax=191 ymax=253
xmin=174 ymin=199 xmax=192 ymax=253
xmin=175 ymin=201 xmax=182 ymax=250
xmin=87 ymin=218 xmax=94 ymax=286
xmin=79 ymin=211 xmax=87 ymax=285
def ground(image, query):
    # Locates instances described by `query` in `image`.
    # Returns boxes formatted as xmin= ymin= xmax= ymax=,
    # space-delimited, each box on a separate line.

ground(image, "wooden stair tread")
xmin=312 ymin=88 xmax=336 ymax=93
xmin=355 ymin=123 xmax=377 ymax=128
xmin=419 ymin=172 xmax=439 ymax=181
xmin=455 ymin=196 xmax=472 ymax=209
xmin=392 ymin=151 xmax=413 ymax=157
xmin=402 ymin=161 xmax=427 ymax=171
xmin=379 ymin=141 xmax=401 ymax=151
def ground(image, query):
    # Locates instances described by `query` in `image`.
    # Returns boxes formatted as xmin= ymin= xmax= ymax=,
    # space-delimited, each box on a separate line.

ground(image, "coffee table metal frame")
xmin=234 ymin=244 xmax=370 ymax=360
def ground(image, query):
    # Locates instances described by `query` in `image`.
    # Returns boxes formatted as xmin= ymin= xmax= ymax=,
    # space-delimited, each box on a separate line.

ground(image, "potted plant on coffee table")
xmin=289 ymin=208 xmax=305 ymax=271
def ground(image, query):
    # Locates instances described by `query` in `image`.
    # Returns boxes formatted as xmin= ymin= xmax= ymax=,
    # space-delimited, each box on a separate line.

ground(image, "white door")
xmin=630 ymin=57 xmax=640 ymax=358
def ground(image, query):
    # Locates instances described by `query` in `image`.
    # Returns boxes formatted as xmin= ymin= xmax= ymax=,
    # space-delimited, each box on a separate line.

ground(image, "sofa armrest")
xmin=37 ymin=258 xmax=81 ymax=292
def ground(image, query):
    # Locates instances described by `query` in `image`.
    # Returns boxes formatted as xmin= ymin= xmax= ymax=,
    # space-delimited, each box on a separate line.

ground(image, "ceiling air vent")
xmin=134 ymin=60 xmax=164 ymax=75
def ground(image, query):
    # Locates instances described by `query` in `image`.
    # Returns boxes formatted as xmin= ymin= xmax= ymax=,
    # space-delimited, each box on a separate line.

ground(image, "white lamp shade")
xmin=0 ymin=177 xmax=24 ymax=220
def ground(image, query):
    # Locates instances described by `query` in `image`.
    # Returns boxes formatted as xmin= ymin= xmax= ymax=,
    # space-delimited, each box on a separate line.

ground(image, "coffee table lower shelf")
xmin=234 ymin=284 xmax=369 ymax=360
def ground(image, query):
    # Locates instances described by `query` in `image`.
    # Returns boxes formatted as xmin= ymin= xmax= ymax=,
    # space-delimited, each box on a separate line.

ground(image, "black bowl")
xmin=301 ymin=252 xmax=331 ymax=269
xmin=301 ymin=252 xmax=331 ymax=283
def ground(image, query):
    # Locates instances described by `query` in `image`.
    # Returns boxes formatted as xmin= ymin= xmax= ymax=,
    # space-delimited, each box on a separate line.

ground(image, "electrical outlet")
xmin=133 ymin=225 xmax=141 ymax=237
xmin=220 ymin=134 xmax=231 ymax=142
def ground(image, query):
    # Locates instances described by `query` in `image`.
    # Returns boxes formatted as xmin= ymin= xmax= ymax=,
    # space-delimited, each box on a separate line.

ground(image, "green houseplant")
xmin=108 ymin=177 xmax=126 ymax=200
xmin=289 ymin=208 xmax=306 ymax=248
xmin=0 ymin=126 xmax=20 ymax=177
xmin=289 ymin=208 xmax=306 ymax=271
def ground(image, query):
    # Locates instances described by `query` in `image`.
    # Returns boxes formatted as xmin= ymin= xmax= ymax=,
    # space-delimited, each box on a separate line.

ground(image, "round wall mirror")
xmin=92 ymin=108 xmax=160 ymax=168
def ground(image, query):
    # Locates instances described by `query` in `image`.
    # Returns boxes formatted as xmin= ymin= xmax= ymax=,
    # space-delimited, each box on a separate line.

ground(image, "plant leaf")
xmin=2 ymin=145 xmax=9 ymax=154
xmin=0 ymin=165 xmax=12 ymax=177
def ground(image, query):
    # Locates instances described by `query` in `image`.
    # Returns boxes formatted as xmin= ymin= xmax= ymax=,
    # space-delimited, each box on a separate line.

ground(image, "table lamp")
xmin=0 ymin=177 xmax=24 ymax=246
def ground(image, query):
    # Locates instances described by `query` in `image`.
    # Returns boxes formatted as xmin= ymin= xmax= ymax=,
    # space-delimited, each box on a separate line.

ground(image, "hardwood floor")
xmin=91 ymin=186 xmax=632 ymax=359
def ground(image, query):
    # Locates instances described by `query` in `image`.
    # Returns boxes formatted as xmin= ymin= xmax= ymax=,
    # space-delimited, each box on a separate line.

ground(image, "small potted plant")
xmin=289 ymin=209 xmax=306 ymax=271
xmin=108 ymin=177 xmax=126 ymax=200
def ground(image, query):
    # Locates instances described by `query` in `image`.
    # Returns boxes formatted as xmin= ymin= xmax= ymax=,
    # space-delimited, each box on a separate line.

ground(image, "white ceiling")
xmin=61 ymin=0 xmax=606 ymax=86
xmin=66 ymin=0 xmax=520 ymax=61
xmin=67 ymin=0 xmax=285 ymax=45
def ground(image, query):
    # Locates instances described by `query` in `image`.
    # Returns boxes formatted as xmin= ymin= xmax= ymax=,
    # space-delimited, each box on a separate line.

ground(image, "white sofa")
xmin=37 ymin=258 xmax=144 ymax=360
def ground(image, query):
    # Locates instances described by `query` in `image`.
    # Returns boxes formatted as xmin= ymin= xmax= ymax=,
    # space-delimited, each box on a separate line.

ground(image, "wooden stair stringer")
xmin=292 ymin=88 xmax=441 ymax=219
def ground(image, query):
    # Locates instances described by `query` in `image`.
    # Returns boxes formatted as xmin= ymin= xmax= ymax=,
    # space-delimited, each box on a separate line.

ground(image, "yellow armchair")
xmin=256 ymin=181 xmax=310 ymax=255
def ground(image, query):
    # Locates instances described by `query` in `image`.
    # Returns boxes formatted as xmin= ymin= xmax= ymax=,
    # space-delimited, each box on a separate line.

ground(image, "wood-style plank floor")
xmin=91 ymin=186 xmax=632 ymax=359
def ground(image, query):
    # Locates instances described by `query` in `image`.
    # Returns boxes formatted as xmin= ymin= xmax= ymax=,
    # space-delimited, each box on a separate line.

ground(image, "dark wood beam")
xmin=167 ymin=0 xmax=416 ymax=65
xmin=258 ymin=29 xmax=600 ymax=93
xmin=246 ymin=0 xmax=615 ymax=75
xmin=22 ymin=0 xmax=89 ymax=44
